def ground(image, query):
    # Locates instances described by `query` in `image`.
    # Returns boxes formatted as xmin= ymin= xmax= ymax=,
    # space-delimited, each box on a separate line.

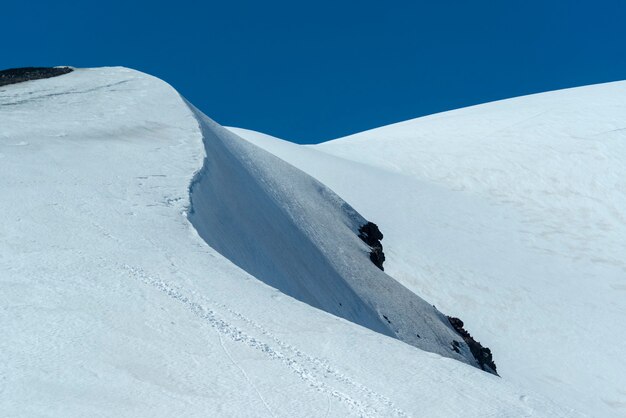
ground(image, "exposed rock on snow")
xmin=0 ymin=66 xmax=73 ymax=86
xmin=358 ymin=222 xmax=386 ymax=270
xmin=447 ymin=316 xmax=497 ymax=375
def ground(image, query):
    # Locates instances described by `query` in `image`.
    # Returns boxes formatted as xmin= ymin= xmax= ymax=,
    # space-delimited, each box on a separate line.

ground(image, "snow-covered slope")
xmin=230 ymin=82 xmax=626 ymax=418
xmin=0 ymin=67 xmax=575 ymax=417
xmin=187 ymin=104 xmax=484 ymax=370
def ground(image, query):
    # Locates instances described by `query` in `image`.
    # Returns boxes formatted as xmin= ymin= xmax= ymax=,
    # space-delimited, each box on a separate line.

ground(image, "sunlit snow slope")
xmin=0 ymin=67 xmax=576 ymax=417
xmin=231 ymin=81 xmax=626 ymax=418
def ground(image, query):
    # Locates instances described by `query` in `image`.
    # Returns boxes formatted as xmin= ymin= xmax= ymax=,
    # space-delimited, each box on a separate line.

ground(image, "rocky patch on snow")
xmin=358 ymin=222 xmax=385 ymax=270
xmin=0 ymin=67 xmax=73 ymax=87
xmin=448 ymin=316 xmax=498 ymax=375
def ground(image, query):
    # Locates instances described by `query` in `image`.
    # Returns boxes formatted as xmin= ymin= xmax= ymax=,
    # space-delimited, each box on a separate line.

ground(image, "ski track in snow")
xmin=122 ymin=264 xmax=409 ymax=418
xmin=217 ymin=330 xmax=277 ymax=418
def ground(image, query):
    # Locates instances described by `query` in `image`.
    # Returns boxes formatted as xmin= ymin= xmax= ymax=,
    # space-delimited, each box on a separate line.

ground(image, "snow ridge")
xmin=185 ymin=103 xmax=485 ymax=371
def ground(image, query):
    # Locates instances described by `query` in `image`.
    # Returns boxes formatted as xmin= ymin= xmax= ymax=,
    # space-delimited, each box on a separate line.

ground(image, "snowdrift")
xmin=186 ymin=105 xmax=487 ymax=371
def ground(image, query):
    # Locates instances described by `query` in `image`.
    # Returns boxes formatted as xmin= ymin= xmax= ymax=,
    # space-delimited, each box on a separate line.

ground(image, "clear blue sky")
xmin=3 ymin=0 xmax=626 ymax=143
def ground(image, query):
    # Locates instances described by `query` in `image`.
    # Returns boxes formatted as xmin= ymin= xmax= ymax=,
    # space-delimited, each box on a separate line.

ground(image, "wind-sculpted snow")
xmin=186 ymin=104 xmax=485 ymax=370
xmin=0 ymin=66 xmax=582 ymax=417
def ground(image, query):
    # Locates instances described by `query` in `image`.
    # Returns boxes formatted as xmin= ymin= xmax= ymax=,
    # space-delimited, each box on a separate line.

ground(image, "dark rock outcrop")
xmin=0 ymin=67 xmax=73 ymax=87
xmin=358 ymin=222 xmax=385 ymax=270
xmin=447 ymin=316 xmax=498 ymax=375
xmin=357 ymin=221 xmax=497 ymax=374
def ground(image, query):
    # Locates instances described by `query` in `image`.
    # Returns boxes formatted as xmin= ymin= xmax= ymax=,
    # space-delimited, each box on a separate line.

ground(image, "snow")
xmin=230 ymin=81 xmax=626 ymax=418
xmin=0 ymin=66 xmax=592 ymax=417
xmin=187 ymin=103 xmax=482 ymax=369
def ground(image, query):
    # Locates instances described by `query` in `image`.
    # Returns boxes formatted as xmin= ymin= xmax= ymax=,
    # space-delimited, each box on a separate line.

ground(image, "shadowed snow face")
xmin=186 ymin=106 xmax=482 ymax=371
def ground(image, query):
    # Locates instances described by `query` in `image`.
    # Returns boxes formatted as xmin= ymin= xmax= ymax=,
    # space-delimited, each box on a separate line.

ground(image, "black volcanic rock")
xmin=0 ymin=67 xmax=73 ymax=87
xmin=358 ymin=222 xmax=385 ymax=270
xmin=447 ymin=316 xmax=498 ymax=375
